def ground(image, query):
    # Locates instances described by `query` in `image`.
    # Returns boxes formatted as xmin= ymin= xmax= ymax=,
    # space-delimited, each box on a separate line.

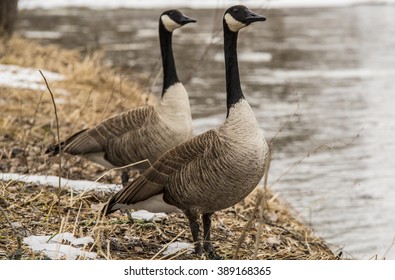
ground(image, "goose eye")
xmin=233 ymin=8 xmax=238 ymax=13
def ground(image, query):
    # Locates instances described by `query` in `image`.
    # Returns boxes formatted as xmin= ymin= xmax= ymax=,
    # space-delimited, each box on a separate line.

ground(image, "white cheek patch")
xmin=161 ymin=14 xmax=181 ymax=32
xmin=224 ymin=13 xmax=246 ymax=32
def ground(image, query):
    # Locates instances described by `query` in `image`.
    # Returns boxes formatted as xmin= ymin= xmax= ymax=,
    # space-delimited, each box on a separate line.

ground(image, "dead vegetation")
xmin=0 ymin=180 xmax=336 ymax=260
xmin=0 ymin=36 xmax=151 ymax=181
xmin=0 ymin=37 xmax=336 ymax=260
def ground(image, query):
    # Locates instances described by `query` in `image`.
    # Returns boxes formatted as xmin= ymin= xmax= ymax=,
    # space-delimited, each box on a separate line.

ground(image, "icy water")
xmin=16 ymin=5 xmax=395 ymax=259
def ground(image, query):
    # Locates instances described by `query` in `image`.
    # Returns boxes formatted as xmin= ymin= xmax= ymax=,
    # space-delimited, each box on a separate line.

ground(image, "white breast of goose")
xmin=156 ymin=82 xmax=193 ymax=138
xmin=220 ymin=99 xmax=266 ymax=150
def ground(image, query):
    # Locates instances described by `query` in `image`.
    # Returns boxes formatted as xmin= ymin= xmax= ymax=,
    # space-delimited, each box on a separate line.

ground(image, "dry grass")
xmin=0 ymin=36 xmax=151 ymax=182
xmin=0 ymin=36 xmax=151 ymax=141
xmin=0 ymin=37 xmax=336 ymax=260
xmin=0 ymin=180 xmax=336 ymax=260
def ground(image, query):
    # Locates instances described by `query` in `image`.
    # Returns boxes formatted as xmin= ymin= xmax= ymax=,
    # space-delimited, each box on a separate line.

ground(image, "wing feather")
xmin=106 ymin=129 xmax=220 ymax=212
xmin=46 ymin=106 xmax=155 ymax=156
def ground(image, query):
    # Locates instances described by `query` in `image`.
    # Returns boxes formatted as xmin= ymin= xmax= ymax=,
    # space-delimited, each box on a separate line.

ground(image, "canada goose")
xmin=103 ymin=6 xmax=268 ymax=257
xmin=46 ymin=10 xmax=196 ymax=185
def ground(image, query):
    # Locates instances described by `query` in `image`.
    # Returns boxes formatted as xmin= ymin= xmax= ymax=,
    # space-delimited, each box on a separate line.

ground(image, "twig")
xmin=39 ymin=70 xmax=62 ymax=219
xmin=31 ymin=91 xmax=45 ymax=130
xmin=153 ymin=222 xmax=171 ymax=240
xmin=383 ymin=236 xmax=395 ymax=259
xmin=271 ymin=130 xmax=361 ymax=187
xmin=94 ymin=159 xmax=151 ymax=183
xmin=183 ymin=9 xmax=222 ymax=85
xmin=234 ymin=146 xmax=272 ymax=259
xmin=161 ymin=247 xmax=191 ymax=260
xmin=0 ymin=205 xmax=23 ymax=259
xmin=0 ymin=205 xmax=19 ymax=237
xmin=254 ymin=146 xmax=272 ymax=258
xmin=22 ymin=90 xmax=45 ymax=153
xmin=269 ymin=92 xmax=300 ymax=146
xmin=70 ymin=88 xmax=93 ymax=133
xmin=148 ymin=62 xmax=162 ymax=96
xmin=253 ymin=195 xmax=264 ymax=258
xmin=72 ymin=201 xmax=83 ymax=237
xmin=54 ymin=215 xmax=68 ymax=259
xmin=233 ymin=190 xmax=262 ymax=259
xmin=101 ymin=77 xmax=116 ymax=121
xmin=150 ymin=230 xmax=186 ymax=260
xmin=263 ymin=145 xmax=272 ymax=191
xmin=74 ymin=159 xmax=151 ymax=200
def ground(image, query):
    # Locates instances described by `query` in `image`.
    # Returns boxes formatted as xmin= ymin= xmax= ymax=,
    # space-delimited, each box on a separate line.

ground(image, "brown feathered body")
xmin=106 ymin=99 xmax=268 ymax=215
xmin=47 ymin=83 xmax=193 ymax=171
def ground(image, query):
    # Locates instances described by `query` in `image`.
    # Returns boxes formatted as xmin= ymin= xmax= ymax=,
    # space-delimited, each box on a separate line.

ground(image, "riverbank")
xmin=0 ymin=37 xmax=336 ymax=260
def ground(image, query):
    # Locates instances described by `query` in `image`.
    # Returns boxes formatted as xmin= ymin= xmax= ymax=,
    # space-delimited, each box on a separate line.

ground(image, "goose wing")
xmin=46 ymin=106 xmax=156 ymax=155
xmin=106 ymin=129 xmax=221 ymax=210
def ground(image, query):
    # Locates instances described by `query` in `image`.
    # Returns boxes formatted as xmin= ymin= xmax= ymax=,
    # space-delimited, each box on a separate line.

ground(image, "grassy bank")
xmin=0 ymin=37 xmax=336 ymax=260
xmin=0 ymin=36 xmax=150 ymax=181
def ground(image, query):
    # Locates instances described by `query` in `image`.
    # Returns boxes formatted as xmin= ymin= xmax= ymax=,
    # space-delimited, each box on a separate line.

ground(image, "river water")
xmin=16 ymin=5 xmax=395 ymax=259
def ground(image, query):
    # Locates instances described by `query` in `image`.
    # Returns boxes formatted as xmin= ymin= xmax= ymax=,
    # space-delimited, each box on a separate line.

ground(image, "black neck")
xmin=223 ymin=21 xmax=245 ymax=118
xmin=159 ymin=21 xmax=180 ymax=97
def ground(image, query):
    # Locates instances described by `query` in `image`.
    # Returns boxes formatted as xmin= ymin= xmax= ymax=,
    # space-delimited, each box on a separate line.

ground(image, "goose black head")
xmin=224 ymin=5 xmax=266 ymax=32
xmin=160 ymin=9 xmax=197 ymax=32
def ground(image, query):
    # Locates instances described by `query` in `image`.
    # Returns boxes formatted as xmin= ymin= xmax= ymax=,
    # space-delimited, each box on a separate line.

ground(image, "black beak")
xmin=244 ymin=11 xmax=266 ymax=23
xmin=179 ymin=16 xmax=197 ymax=25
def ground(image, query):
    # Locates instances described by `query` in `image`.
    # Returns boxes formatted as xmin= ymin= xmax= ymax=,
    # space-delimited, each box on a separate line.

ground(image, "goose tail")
xmin=45 ymin=141 xmax=65 ymax=155
xmin=45 ymin=128 xmax=89 ymax=155
xmin=101 ymin=195 xmax=118 ymax=216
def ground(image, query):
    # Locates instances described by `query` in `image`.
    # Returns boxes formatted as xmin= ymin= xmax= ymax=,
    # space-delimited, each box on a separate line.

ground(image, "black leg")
xmin=121 ymin=170 xmax=129 ymax=187
xmin=202 ymin=212 xmax=213 ymax=253
xmin=202 ymin=212 xmax=222 ymax=259
xmin=185 ymin=210 xmax=202 ymax=255
xmin=126 ymin=213 xmax=134 ymax=223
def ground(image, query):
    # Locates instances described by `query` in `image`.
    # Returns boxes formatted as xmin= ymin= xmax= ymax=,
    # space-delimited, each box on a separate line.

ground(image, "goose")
xmin=46 ymin=10 xmax=196 ymax=185
xmin=103 ymin=5 xmax=268 ymax=257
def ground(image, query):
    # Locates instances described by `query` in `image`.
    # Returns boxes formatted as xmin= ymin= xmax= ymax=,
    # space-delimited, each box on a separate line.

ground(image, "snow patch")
xmin=0 ymin=173 xmax=168 ymax=221
xmin=23 ymin=232 xmax=97 ymax=260
xmin=162 ymin=242 xmax=194 ymax=256
xmin=0 ymin=172 xmax=121 ymax=193
xmin=132 ymin=210 xmax=168 ymax=222
xmin=0 ymin=64 xmax=64 ymax=91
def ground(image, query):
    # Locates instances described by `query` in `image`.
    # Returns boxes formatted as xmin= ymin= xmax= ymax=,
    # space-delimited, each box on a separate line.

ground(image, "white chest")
xmin=156 ymin=82 xmax=192 ymax=133
xmin=220 ymin=99 xmax=266 ymax=148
